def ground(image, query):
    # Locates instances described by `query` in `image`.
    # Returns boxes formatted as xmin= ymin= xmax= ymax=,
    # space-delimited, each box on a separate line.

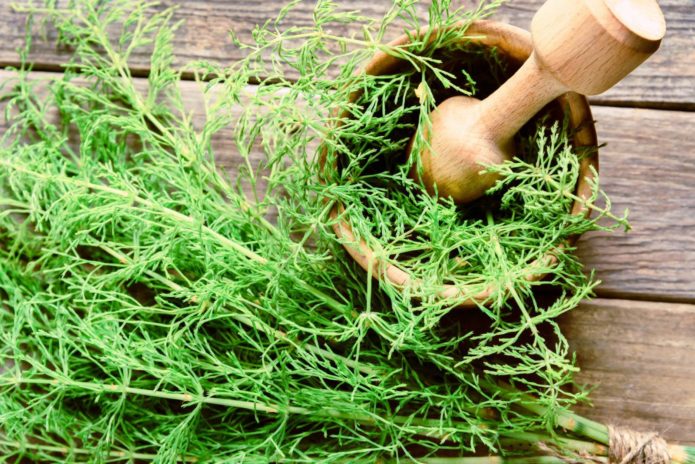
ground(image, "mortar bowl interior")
xmin=323 ymin=19 xmax=598 ymax=308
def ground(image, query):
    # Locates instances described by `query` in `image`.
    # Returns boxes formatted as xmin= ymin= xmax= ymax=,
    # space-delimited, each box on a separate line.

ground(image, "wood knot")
xmin=609 ymin=426 xmax=670 ymax=464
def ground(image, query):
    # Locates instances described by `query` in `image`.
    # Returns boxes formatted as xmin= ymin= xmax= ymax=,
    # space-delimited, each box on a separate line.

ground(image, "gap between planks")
xmin=563 ymin=298 xmax=695 ymax=445
xmin=3 ymin=63 xmax=694 ymax=113
xmin=0 ymin=0 xmax=693 ymax=108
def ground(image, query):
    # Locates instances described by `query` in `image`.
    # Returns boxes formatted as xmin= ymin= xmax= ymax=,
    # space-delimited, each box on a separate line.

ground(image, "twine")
xmin=608 ymin=426 xmax=670 ymax=464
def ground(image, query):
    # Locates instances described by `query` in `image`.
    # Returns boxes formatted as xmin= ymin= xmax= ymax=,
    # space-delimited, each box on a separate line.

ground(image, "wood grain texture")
xmin=0 ymin=0 xmax=693 ymax=107
xmin=562 ymin=298 xmax=695 ymax=445
xmin=577 ymin=106 xmax=695 ymax=302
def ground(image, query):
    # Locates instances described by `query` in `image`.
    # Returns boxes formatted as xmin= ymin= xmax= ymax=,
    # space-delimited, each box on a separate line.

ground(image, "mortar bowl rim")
xmin=323 ymin=19 xmax=598 ymax=308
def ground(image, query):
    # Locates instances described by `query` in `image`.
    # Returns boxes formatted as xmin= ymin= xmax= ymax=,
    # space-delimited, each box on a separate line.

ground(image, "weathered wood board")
xmin=564 ymin=298 xmax=695 ymax=445
xmin=577 ymin=106 xmax=695 ymax=302
xmin=0 ymin=0 xmax=693 ymax=107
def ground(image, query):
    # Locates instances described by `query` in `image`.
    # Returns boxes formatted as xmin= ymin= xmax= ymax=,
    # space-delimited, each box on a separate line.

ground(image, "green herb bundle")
xmin=0 ymin=0 xmax=690 ymax=463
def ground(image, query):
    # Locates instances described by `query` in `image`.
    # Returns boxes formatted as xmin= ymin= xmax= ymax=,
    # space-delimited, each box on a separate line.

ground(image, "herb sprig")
xmin=1 ymin=1 xmax=688 ymax=463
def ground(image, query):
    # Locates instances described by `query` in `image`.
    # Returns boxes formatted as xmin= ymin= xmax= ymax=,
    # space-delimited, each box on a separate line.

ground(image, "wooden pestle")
xmin=411 ymin=0 xmax=666 ymax=204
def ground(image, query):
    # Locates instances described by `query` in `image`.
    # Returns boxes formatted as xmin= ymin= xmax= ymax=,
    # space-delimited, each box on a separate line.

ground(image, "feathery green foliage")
xmin=0 ymin=0 xmax=641 ymax=462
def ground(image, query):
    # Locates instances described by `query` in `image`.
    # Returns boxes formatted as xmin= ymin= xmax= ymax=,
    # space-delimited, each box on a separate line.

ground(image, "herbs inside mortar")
xmin=0 ymin=0 xmax=633 ymax=461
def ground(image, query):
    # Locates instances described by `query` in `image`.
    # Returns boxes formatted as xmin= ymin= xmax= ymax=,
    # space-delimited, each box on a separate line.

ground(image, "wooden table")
xmin=2 ymin=0 xmax=693 ymax=446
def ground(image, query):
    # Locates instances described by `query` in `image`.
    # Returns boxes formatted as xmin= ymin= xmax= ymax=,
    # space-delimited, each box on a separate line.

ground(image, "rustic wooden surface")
xmin=564 ymin=299 xmax=695 ymax=444
xmin=577 ymin=106 xmax=695 ymax=302
xmin=1 ymin=0 xmax=694 ymax=448
xmin=0 ymin=0 xmax=693 ymax=108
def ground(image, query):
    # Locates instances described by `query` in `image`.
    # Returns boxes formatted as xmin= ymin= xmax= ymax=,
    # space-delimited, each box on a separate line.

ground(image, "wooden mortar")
xmin=326 ymin=0 xmax=665 ymax=307
xmin=325 ymin=20 xmax=598 ymax=307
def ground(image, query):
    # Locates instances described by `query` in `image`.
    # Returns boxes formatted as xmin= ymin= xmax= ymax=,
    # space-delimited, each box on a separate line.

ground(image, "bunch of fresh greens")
xmin=0 ymin=0 xmax=690 ymax=463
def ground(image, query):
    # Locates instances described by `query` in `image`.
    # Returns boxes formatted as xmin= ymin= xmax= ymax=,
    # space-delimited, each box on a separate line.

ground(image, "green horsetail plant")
xmin=1 ymin=0 xmax=691 ymax=463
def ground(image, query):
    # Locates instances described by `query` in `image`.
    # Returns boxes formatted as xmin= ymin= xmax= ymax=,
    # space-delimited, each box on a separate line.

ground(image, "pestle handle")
xmin=479 ymin=0 xmax=666 ymax=146
xmin=475 ymin=52 xmax=566 ymax=148
xmin=408 ymin=0 xmax=665 ymax=204
xmin=531 ymin=0 xmax=665 ymax=95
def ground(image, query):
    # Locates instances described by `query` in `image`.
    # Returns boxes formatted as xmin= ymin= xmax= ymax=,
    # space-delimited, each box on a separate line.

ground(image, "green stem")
xmin=0 ymin=163 xmax=352 ymax=316
xmin=391 ymin=457 xmax=607 ymax=464
xmin=500 ymin=432 xmax=607 ymax=456
xmin=100 ymin=243 xmax=376 ymax=376
xmin=524 ymin=403 xmax=608 ymax=445
xmin=515 ymin=394 xmax=695 ymax=464
xmin=0 ymin=439 xmax=198 ymax=462
xmin=2 ymin=376 xmax=475 ymax=436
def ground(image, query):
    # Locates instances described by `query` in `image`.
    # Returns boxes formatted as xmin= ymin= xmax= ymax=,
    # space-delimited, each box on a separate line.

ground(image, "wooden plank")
xmin=562 ymin=298 xmax=695 ymax=445
xmin=0 ymin=0 xmax=693 ymax=107
xmin=577 ymin=106 xmax=695 ymax=302
xmin=1 ymin=70 xmax=694 ymax=299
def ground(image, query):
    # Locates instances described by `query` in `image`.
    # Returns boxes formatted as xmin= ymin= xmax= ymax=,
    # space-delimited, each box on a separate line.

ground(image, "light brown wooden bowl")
xmin=325 ymin=20 xmax=598 ymax=308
